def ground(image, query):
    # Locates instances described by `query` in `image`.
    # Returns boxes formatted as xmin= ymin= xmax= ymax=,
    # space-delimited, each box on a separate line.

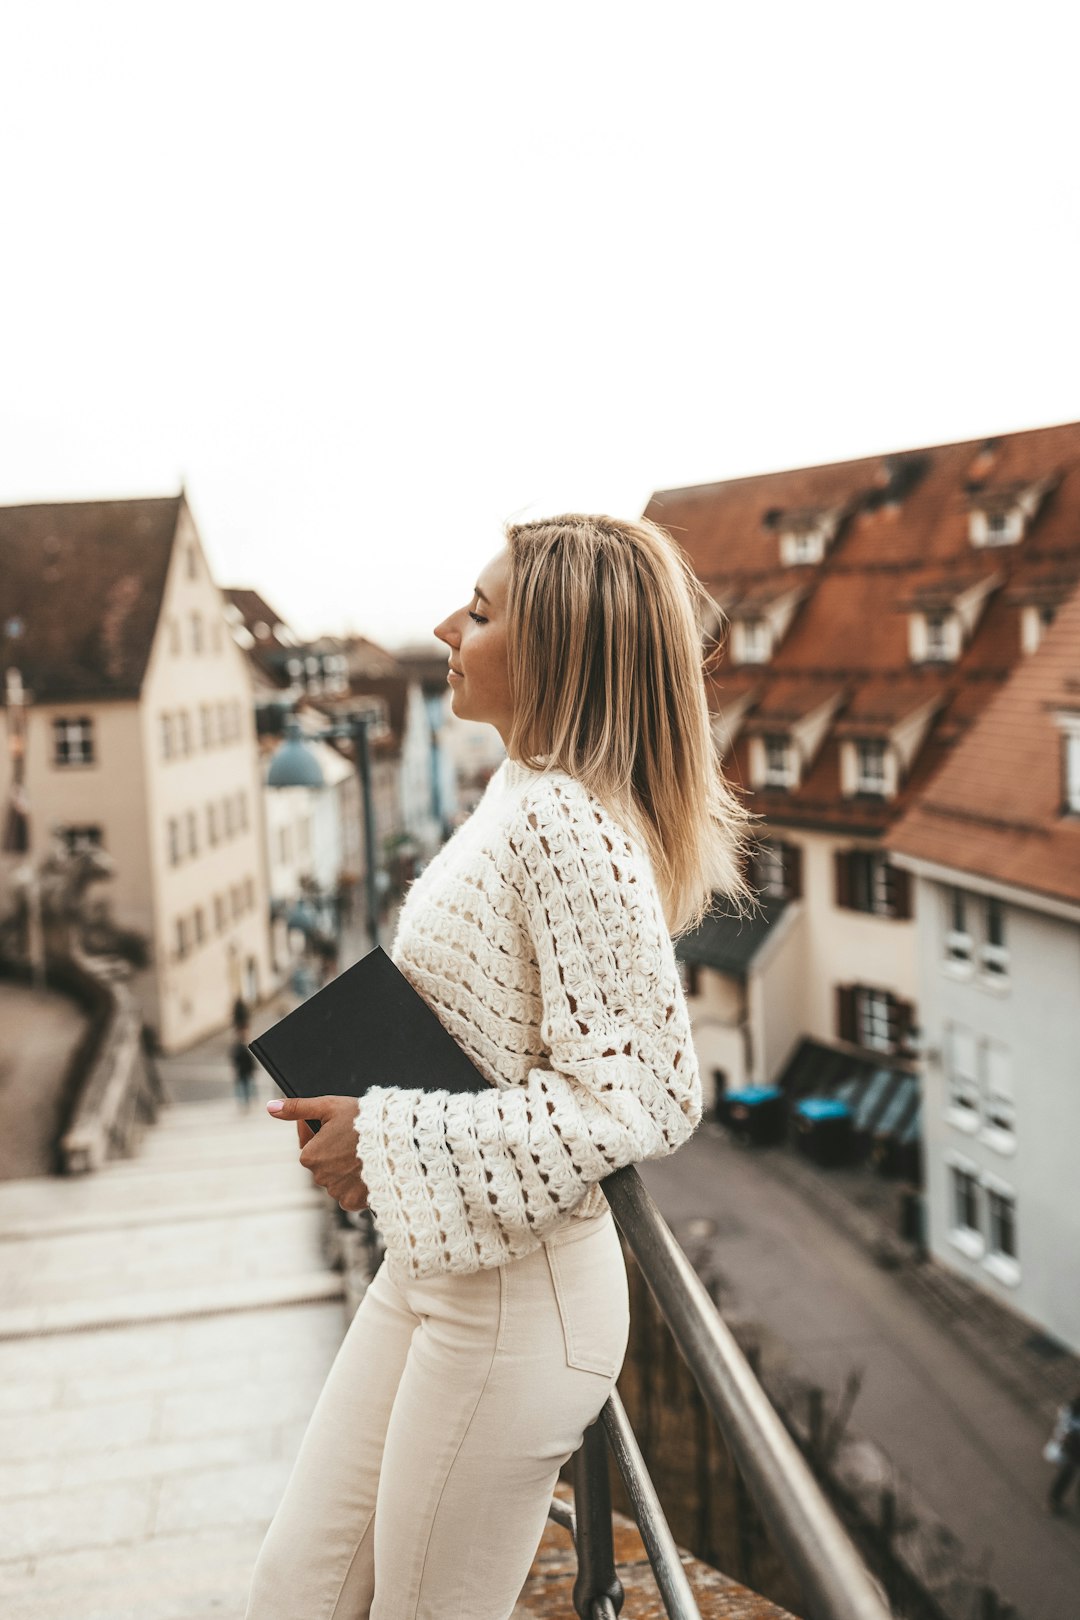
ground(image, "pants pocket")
xmin=544 ymin=1225 xmax=629 ymax=1379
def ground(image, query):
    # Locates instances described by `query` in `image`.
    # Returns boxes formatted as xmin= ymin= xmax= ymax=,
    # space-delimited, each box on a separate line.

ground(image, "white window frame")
xmin=854 ymin=738 xmax=887 ymax=796
xmin=944 ymin=886 xmax=974 ymax=972
xmin=982 ymin=1038 xmax=1015 ymax=1148
xmin=740 ymin=617 xmax=770 ymax=664
xmin=979 ymin=896 xmax=1009 ymax=981
xmin=983 ymin=1177 xmax=1020 ymax=1285
xmin=924 ymin=611 xmax=951 ymax=660
xmin=970 ymin=507 xmax=1024 ymax=547
xmin=944 ymin=1020 xmax=980 ymax=1128
xmin=1066 ymin=731 xmax=1080 ymax=815
xmin=763 ymin=734 xmax=796 ymax=790
xmin=856 ymin=987 xmax=893 ymax=1053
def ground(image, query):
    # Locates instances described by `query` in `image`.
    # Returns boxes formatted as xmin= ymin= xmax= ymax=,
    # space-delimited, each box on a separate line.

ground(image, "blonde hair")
xmin=503 ymin=513 xmax=756 ymax=937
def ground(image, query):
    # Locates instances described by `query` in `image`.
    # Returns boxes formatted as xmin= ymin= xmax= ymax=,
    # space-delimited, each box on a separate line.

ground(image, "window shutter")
xmin=891 ymin=865 xmax=912 ymax=920
xmin=891 ymin=997 xmax=915 ymax=1052
xmin=836 ymin=984 xmax=858 ymax=1044
xmin=785 ymin=842 xmax=803 ymax=900
xmin=834 ymin=850 xmax=852 ymax=909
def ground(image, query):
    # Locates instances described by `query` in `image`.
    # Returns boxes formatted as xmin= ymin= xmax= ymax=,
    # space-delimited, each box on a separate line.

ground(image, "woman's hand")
xmin=266 ymin=1096 xmax=369 ymax=1212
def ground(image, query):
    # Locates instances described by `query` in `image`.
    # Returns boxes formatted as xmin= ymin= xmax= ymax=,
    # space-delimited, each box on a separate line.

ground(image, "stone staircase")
xmin=0 ymin=1097 xmax=344 ymax=1620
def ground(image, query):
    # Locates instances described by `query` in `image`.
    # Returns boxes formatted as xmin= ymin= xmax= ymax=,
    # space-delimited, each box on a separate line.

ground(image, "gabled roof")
xmin=888 ymin=583 xmax=1080 ymax=908
xmin=831 ymin=679 xmax=941 ymax=737
xmin=0 ymin=494 xmax=182 ymax=703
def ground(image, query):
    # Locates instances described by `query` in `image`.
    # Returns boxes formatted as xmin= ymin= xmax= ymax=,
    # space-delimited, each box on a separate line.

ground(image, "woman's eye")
xmin=468 ymin=611 xmax=487 ymax=624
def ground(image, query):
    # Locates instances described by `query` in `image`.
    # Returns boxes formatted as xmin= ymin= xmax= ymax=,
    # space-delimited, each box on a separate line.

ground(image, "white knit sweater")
xmin=352 ymin=757 xmax=702 ymax=1280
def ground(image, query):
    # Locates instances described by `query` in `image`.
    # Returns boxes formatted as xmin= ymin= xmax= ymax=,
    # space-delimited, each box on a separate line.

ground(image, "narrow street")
xmin=640 ymin=1127 xmax=1080 ymax=1620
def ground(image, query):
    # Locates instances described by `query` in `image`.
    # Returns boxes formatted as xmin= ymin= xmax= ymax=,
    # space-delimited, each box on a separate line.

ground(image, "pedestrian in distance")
xmin=245 ymin=514 xmax=755 ymax=1620
xmin=231 ymin=1025 xmax=257 ymax=1113
xmin=232 ymin=993 xmax=250 ymax=1034
xmin=1046 ymin=1392 xmax=1080 ymax=1514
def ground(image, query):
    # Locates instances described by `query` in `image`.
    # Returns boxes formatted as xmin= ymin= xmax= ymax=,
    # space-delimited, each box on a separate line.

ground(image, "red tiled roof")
xmin=646 ymin=420 xmax=1080 ymax=834
xmin=0 ymin=495 xmax=182 ymax=702
xmin=888 ymin=584 xmax=1080 ymax=907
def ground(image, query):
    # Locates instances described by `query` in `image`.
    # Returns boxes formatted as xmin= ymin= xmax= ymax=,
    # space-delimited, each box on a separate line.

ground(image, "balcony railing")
xmin=554 ymin=1164 xmax=892 ymax=1620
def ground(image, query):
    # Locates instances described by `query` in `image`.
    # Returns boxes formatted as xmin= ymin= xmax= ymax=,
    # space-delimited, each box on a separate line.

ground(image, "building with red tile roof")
xmin=647 ymin=421 xmax=1080 ymax=1134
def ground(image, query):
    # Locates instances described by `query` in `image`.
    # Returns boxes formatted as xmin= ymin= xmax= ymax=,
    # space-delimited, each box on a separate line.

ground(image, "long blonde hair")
xmin=503 ymin=513 xmax=756 ymax=937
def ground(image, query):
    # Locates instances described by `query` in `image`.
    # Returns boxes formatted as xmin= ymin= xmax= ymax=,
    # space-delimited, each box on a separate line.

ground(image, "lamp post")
xmin=267 ymin=709 xmax=381 ymax=953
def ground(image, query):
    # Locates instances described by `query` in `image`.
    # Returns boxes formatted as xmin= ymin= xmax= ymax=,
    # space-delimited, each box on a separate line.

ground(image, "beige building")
xmin=0 ymin=494 xmax=274 ymax=1052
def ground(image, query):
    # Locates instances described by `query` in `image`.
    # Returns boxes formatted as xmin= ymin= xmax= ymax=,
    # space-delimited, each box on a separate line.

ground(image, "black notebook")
xmin=249 ymin=945 xmax=490 ymax=1133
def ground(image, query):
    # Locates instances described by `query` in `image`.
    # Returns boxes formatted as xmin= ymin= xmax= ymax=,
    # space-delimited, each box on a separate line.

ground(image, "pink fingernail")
xmin=266 ymin=1100 xmax=284 ymax=1114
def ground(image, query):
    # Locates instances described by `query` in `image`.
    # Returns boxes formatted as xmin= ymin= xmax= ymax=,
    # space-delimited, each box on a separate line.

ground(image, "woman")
xmin=246 ymin=513 xmax=753 ymax=1619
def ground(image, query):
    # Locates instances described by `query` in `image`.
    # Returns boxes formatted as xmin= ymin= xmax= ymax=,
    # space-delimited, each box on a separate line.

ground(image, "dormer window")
xmin=970 ymin=507 xmax=1024 ymax=547
xmin=925 ymin=612 xmax=951 ymax=660
xmin=734 ymin=616 xmax=771 ymax=664
xmin=1020 ymin=602 xmax=1057 ymax=655
xmin=763 ymin=734 xmax=796 ymax=789
xmin=785 ymin=529 xmax=822 ymax=565
xmin=967 ymin=475 xmax=1056 ymax=549
xmin=855 ymin=738 xmax=887 ymax=795
xmin=1062 ymin=725 xmax=1080 ymax=815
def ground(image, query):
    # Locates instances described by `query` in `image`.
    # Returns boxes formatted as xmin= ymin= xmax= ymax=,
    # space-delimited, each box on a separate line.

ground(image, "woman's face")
xmin=433 ymin=546 xmax=514 ymax=745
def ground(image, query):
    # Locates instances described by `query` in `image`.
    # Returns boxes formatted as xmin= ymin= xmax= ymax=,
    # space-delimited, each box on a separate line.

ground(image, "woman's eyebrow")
xmin=472 ymin=586 xmax=489 ymax=604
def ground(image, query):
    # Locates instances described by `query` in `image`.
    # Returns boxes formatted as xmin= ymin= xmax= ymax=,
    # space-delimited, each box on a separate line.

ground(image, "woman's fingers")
xmin=296 ymin=1120 xmax=314 ymax=1149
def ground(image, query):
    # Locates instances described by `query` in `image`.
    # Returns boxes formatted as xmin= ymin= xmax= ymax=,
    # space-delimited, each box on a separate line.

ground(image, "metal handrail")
xmin=579 ymin=1163 xmax=891 ymax=1620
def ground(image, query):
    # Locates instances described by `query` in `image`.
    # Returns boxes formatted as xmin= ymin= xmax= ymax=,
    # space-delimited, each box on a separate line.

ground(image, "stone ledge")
xmin=514 ymin=1486 xmax=798 ymax=1619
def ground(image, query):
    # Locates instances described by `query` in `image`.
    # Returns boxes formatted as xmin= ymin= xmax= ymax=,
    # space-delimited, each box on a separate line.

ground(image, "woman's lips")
xmin=448 ymin=669 xmax=463 ymax=682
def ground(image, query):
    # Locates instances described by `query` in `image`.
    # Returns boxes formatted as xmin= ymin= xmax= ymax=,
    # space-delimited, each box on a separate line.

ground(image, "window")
xmin=160 ymin=713 xmax=174 ymax=761
xmin=752 ymin=840 xmax=802 ymax=901
xmin=168 ymin=618 xmax=181 ymax=654
xmin=981 ymin=897 xmax=1008 ymax=978
xmin=1065 ymin=732 xmax=1080 ymax=815
xmin=970 ymin=507 xmax=1024 ymax=547
xmin=167 ymin=817 xmax=181 ymax=867
xmin=951 ymin=1166 xmax=980 ymax=1235
xmin=217 ymin=701 xmax=229 ymax=742
xmin=945 ymin=1021 xmax=979 ymax=1119
xmin=987 ymin=1187 xmax=1017 ymax=1260
xmin=741 ymin=617 xmax=770 ymax=663
xmin=857 ymin=988 xmax=893 ymax=1052
xmin=925 ymin=612 xmax=951 ymax=660
xmin=185 ymin=809 xmax=198 ymax=857
xmin=984 ymin=1040 xmax=1015 ymax=1138
xmin=53 ymin=716 xmax=95 ymax=766
xmin=191 ymin=612 xmax=204 ymax=654
xmin=57 ymin=825 xmax=103 ymax=854
xmin=175 ymin=915 xmax=191 ymax=960
xmin=224 ymin=797 xmax=235 ymax=838
xmin=855 ymin=739 xmax=887 ymax=795
xmin=945 ymin=887 xmax=973 ymax=967
xmin=200 ymin=705 xmax=214 ymax=749
xmin=763 ymin=734 xmax=795 ymax=789
xmin=177 ymin=710 xmax=191 ymax=757
xmin=207 ymin=803 xmax=220 ymax=846
xmin=237 ymin=792 xmax=249 ymax=833
xmin=230 ymin=884 xmax=243 ymax=919
xmin=243 ymin=876 xmax=255 ymax=912
xmin=835 ymin=850 xmax=910 ymax=918
xmin=213 ymin=894 xmax=226 ymax=933
xmin=194 ymin=907 xmax=206 ymax=945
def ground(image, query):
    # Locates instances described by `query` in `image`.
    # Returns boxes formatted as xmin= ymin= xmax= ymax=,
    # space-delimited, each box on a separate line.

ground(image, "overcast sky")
xmin=2 ymin=2 xmax=1078 ymax=649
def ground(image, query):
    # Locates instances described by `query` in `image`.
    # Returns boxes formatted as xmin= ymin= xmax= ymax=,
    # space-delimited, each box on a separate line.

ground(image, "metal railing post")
xmin=601 ymin=1392 xmax=702 ymax=1620
xmin=602 ymin=1165 xmax=892 ymax=1620
xmin=571 ymin=1417 xmax=624 ymax=1620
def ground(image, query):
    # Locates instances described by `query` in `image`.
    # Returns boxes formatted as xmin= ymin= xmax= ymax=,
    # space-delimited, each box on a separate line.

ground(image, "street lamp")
xmin=268 ymin=710 xmax=381 ymax=952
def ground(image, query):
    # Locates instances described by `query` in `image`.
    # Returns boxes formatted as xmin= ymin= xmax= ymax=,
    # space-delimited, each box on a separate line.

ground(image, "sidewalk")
xmin=723 ymin=1128 xmax=1080 ymax=1432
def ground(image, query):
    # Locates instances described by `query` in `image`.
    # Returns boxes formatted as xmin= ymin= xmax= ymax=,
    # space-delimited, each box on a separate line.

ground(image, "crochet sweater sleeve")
xmin=352 ymin=778 xmax=703 ymax=1279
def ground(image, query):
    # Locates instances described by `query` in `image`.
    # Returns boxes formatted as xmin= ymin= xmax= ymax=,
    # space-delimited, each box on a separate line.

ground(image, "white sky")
xmin=2 ymin=2 xmax=1079 ymax=648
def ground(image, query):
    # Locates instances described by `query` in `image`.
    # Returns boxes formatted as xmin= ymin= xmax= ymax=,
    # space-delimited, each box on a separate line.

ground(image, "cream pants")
xmin=244 ymin=1206 xmax=630 ymax=1620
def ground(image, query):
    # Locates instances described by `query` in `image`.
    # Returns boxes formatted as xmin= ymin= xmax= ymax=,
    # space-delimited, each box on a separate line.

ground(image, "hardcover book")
xmin=249 ymin=944 xmax=490 ymax=1132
